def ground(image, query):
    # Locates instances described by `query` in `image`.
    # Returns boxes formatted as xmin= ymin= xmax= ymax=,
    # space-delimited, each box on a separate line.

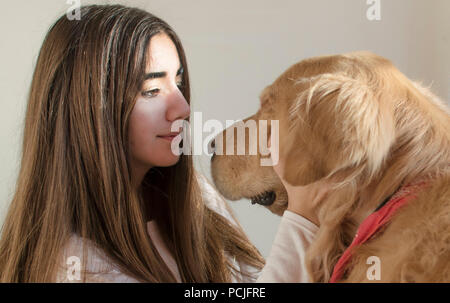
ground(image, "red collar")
xmin=329 ymin=179 xmax=429 ymax=283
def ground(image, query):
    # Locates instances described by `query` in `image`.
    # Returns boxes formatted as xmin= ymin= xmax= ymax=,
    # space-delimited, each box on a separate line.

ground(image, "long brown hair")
xmin=0 ymin=4 xmax=263 ymax=282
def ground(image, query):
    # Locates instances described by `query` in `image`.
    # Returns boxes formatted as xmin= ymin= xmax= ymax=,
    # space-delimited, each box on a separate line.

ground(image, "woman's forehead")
xmin=146 ymin=33 xmax=181 ymax=73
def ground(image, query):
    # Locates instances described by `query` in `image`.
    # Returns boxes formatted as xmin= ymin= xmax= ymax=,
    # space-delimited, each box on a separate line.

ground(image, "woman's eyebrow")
xmin=144 ymin=66 xmax=183 ymax=80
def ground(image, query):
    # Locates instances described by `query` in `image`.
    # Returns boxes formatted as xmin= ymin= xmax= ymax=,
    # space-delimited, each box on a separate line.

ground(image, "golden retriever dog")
xmin=210 ymin=51 xmax=450 ymax=282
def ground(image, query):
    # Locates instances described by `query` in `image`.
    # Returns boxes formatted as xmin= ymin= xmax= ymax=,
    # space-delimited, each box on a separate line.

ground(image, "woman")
xmin=0 ymin=4 xmax=266 ymax=282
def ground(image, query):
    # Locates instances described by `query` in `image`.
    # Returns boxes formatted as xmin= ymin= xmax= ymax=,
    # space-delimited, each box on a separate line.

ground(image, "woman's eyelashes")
xmin=142 ymin=82 xmax=183 ymax=98
xmin=142 ymin=88 xmax=160 ymax=98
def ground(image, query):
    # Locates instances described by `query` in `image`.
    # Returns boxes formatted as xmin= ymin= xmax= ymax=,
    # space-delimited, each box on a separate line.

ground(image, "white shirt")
xmin=56 ymin=173 xmax=318 ymax=282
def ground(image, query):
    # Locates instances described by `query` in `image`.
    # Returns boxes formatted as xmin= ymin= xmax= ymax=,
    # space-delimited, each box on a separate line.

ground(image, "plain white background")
xmin=0 ymin=0 xmax=449 ymax=258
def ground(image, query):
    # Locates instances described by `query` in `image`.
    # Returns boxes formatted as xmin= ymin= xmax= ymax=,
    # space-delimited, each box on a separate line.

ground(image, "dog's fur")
xmin=210 ymin=51 xmax=450 ymax=282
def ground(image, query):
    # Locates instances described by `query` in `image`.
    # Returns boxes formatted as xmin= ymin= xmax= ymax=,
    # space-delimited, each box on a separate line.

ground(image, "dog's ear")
xmin=280 ymin=73 xmax=395 ymax=186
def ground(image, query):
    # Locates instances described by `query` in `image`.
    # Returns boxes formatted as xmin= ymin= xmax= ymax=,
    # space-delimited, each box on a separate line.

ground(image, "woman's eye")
xmin=142 ymin=82 xmax=183 ymax=98
xmin=142 ymin=88 xmax=160 ymax=98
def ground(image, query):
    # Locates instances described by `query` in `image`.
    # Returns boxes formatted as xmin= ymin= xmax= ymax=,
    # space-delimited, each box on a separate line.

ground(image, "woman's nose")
xmin=167 ymin=90 xmax=190 ymax=121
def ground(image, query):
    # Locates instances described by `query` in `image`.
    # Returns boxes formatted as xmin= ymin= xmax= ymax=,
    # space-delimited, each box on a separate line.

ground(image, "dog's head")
xmin=210 ymin=51 xmax=398 ymax=215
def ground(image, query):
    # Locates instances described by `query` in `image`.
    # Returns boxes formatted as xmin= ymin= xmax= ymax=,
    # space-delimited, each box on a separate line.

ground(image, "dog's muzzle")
xmin=209 ymin=139 xmax=216 ymax=161
xmin=251 ymin=191 xmax=276 ymax=206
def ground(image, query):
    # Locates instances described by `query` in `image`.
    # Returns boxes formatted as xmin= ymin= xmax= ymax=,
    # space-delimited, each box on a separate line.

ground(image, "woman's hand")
xmin=269 ymin=136 xmax=331 ymax=227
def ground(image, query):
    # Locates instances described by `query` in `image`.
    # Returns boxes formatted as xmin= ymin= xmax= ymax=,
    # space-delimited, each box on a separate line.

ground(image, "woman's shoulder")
xmin=55 ymin=234 xmax=139 ymax=283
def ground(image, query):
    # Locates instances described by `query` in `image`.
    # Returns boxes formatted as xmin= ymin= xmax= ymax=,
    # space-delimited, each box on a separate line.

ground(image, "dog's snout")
xmin=209 ymin=139 xmax=216 ymax=160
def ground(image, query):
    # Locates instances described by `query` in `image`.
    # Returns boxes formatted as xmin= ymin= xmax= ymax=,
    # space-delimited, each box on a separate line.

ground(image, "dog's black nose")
xmin=209 ymin=139 xmax=216 ymax=161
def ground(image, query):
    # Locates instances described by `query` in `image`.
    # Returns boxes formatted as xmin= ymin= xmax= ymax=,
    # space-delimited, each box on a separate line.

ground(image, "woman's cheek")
xmin=128 ymin=97 xmax=179 ymax=167
xmin=128 ymin=99 xmax=159 ymax=158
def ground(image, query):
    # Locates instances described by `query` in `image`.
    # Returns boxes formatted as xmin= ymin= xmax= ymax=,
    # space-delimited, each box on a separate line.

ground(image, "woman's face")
xmin=128 ymin=33 xmax=190 ymax=185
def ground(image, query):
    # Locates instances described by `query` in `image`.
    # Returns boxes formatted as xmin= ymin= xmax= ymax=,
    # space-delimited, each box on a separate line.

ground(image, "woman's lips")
xmin=157 ymin=132 xmax=181 ymax=142
xmin=158 ymin=135 xmax=177 ymax=141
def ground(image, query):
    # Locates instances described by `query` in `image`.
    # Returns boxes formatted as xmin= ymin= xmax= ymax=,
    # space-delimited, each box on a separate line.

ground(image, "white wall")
xmin=1 ymin=0 xmax=448 ymax=258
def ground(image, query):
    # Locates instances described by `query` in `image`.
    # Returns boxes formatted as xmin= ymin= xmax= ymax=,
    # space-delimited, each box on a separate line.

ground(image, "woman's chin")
xmin=156 ymin=154 xmax=181 ymax=167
